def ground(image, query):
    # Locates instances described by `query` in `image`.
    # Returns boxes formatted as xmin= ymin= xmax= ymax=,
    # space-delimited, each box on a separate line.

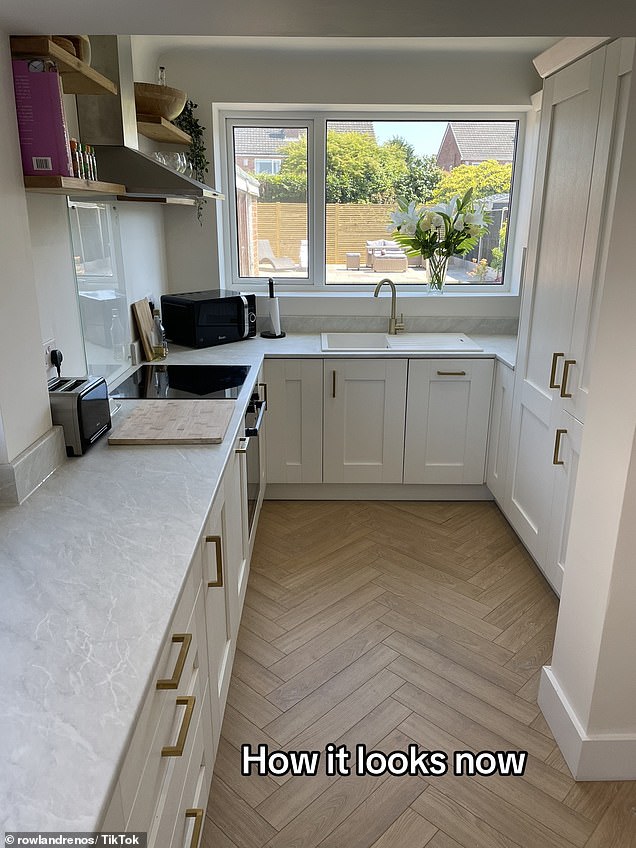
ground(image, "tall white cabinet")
xmin=504 ymin=39 xmax=633 ymax=594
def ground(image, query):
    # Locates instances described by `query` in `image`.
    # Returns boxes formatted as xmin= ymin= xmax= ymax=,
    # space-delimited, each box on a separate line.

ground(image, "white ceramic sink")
xmin=321 ymin=332 xmax=483 ymax=352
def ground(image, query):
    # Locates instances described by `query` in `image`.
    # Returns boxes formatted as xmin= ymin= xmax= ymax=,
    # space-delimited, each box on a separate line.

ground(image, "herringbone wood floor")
xmin=202 ymin=501 xmax=636 ymax=848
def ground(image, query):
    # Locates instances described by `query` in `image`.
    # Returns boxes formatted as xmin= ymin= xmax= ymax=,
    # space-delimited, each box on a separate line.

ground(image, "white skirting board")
xmin=538 ymin=667 xmax=636 ymax=780
xmin=265 ymin=483 xmax=492 ymax=501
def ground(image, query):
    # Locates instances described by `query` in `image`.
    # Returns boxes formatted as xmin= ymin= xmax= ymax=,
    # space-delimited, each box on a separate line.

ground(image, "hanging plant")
xmin=174 ymin=100 xmax=210 ymax=223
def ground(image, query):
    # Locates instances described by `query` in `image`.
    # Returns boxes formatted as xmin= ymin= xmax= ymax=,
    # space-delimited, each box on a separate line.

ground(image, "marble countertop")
xmin=0 ymin=332 xmax=516 ymax=832
xmin=171 ymin=332 xmax=517 ymax=369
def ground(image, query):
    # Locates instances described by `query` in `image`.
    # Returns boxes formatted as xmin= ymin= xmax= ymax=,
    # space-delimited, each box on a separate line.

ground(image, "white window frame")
xmin=254 ymin=158 xmax=282 ymax=174
xmin=218 ymin=108 xmax=527 ymax=295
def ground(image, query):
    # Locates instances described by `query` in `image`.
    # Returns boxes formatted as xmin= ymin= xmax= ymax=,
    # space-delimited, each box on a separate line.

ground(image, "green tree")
xmin=325 ymin=131 xmax=407 ymax=203
xmin=254 ymin=131 xmax=413 ymax=204
xmin=432 ymin=160 xmax=512 ymax=203
xmin=387 ymin=137 xmax=442 ymax=203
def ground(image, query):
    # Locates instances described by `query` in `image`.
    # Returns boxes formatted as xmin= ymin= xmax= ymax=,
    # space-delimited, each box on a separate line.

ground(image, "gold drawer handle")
xmin=185 ymin=808 xmax=204 ymax=848
xmin=560 ymin=359 xmax=576 ymax=398
xmin=162 ymin=695 xmax=195 ymax=757
xmin=235 ymin=436 xmax=249 ymax=455
xmin=156 ymin=633 xmax=192 ymax=690
xmin=553 ymin=429 xmax=567 ymax=466
xmin=436 ymin=370 xmax=466 ymax=376
xmin=206 ymin=535 xmax=224 ymax=587
xmin=549 ymin=352 xmax=564 ymax=389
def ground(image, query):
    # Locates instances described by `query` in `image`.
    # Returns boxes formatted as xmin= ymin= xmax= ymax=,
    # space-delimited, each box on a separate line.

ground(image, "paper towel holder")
xmin=260 ymin=277 xmax=286 ymax=339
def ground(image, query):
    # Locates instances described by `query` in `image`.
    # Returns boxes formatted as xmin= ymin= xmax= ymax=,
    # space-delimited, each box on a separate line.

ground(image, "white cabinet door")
xmin=506 ymin=46 xmax=609 ymax=564
xmin=486 ymin=360 xmax=514 ymax=503
xmin=264 ymin=358 xmax=323 ymax=483
xmin=201 ymin=485 xmax=233 ymax=750
xmin=404 ymin=359 xmax=494 ymax=484
xmin=224 ymin=443 xmax=249 ymax=633
xmin=559 ymin=41 xmax=633 ymax=426
xmin=323 ymin=359 xmax=407 ymax=483
xmin=545 ymin=411 xmax=583 ymax=595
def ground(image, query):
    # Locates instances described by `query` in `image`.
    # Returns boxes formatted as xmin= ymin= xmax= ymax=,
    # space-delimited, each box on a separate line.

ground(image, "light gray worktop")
xmin=0 ymin=333 xmax=515 ymax=832
xmin=183 ymin=332 xmax=518 ymax=369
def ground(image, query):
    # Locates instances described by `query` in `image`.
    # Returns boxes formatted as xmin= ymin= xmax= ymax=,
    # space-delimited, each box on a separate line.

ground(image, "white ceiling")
xmin=0 ymin=0 xmax=632 ymax=38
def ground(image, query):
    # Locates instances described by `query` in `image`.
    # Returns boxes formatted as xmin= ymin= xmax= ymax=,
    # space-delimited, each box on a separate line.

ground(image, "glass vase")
xmin=426 ymin=252 xmax=450 ymax=294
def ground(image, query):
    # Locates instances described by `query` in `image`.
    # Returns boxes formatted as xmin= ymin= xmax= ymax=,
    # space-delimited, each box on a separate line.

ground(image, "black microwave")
xmin=160 ymin=290 xmax=257 ymax=348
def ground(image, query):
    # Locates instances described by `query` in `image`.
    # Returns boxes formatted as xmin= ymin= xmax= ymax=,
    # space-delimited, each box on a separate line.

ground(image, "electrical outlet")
xmin=43 ymin=338 xmax=55 ymax=368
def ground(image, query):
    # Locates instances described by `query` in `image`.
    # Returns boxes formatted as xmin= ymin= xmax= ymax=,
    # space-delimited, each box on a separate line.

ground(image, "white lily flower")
xmin=389 ymin=200 xmax=421 ymax=234
xmin=465 ymin=210 xmax=485 ymax=227
xmin=432 ymin=213 xmax=444 ymax=228
xmin=453 ymin=214 xmax=465 ymax=232
xmin=419 ymin=210 xmax=436 ymax=231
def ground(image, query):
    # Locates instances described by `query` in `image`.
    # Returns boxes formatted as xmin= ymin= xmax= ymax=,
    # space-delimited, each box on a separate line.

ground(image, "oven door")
xmin=244 ymin=391 xmax=266 ymax=541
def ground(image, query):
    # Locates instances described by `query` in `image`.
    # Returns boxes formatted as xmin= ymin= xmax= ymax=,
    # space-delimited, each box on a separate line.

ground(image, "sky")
xmin=372 ymin=121 xmax=447 ymax=157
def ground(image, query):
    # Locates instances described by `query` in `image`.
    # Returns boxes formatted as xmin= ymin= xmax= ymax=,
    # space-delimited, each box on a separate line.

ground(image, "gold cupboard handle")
xmin=332 ymin=370 xmax=337 ymax=398
xmin=235 ymin=436 xmax=249 ymax=455
xmin=156 ymin=633 xmax=192 ymax=690
xmin=162 ymin=695 xmax=195 ymax=757
xmin=553 ymin=429 xmax=567 ymax=466
xmin=206 ymin=535 xmax=224 ymax=587
xmin=549 ymin=352 xmax=565 ymax=389
xmin=436 ymin=370 xmax=466 ymax=376
xmin=258 ymin=382 xmax=268 ymax=405
xmin=560 ymin=360 xmax=576 ymax=398
xmin=185 ymin=809 xmax=204 ymax=848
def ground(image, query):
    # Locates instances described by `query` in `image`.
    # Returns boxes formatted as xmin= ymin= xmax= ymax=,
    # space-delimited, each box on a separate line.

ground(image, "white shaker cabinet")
xmin=323 ymin=358 xmax=407 ymax=483
xmin=486 ymin=360 xmax=514 ymax=503
xmin=201 ymin=472 xmax=237 ymax=753
xmin=404 ymin=359 xmax=494 ymax=485
xmin=545 ymin=410 xmax=584 ymax=595
xmin=264 ymin=358 xmax=323 ymax=483
xmin=224 ymin=444 xmax=250 ymax=629
xmin=505 ymin=39 xmax=633 ymax=587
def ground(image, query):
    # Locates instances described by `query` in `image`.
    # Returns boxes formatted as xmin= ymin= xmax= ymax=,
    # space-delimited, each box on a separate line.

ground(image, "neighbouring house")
xmin=436 ymin=120 xmax=517 ymax=171
xmin=233 ymin=121 xmax=375 ymax=174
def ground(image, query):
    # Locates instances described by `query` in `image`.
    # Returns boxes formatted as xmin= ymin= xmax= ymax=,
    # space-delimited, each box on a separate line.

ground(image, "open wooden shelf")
xmin=136 ymin=115 xmax=192 ymax=145
xmin=10 ymin=37 xmax=117 ymax=95
xmin=24 ymin=175 xmax=126 ymax=195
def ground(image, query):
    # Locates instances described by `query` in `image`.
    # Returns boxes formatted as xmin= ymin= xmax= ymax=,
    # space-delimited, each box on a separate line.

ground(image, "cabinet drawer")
xmin=119 ymin=565 xmax=199 ymax=819
xmin=148 ymin=682 xmax=212 ymax=848
xmin=125 ymin=583 xmax=206 ymax=830
xmin=165 ymin=684 xmax=212 ymax=848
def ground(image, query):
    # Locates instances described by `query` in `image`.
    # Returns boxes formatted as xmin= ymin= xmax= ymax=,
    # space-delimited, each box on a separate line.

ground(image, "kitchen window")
xmin=222 ymin=111 xmax=523 ymax=292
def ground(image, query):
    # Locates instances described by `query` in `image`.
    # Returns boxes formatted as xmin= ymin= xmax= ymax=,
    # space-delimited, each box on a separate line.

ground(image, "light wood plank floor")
xmin=202 ymin=501 xmax=636 ymax=848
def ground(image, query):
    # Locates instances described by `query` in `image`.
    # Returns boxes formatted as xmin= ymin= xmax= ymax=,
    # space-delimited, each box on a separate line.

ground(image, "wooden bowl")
xmin=53 ymin=35 xmax=91 ymax=64
xmin=134 ymin=83 xmax=187 ymax=121
xmin=51 ymin=37 xmax=77 ymax=57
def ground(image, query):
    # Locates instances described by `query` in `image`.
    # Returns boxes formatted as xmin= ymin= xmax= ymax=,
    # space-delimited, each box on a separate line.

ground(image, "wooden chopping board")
xmin=131 ymin=298 xmax=156 ymax=362
xmin=108 ymin=400 xmax=236 ymax=445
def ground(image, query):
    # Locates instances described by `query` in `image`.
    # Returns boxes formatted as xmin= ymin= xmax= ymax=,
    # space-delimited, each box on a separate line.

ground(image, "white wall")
xmin=118 ymin=203 xmax=169 ymax=307
xmin=0 ymin=32 xmax=52 ymax=463
xmin=27 ymin=195 xmax=87 ymax=378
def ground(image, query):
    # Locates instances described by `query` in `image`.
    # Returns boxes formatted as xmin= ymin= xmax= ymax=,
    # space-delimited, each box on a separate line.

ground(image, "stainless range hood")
xmin=76 ymin=36 xmax=223 ymax=200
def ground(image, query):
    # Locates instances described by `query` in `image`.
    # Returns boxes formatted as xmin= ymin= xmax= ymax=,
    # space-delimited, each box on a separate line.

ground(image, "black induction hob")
xmin=110 ymin=364 xmax=251 ymax=400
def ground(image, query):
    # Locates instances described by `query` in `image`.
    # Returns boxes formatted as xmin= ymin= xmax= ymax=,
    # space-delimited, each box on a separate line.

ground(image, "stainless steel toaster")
xmin=48 ymin=375 xmax=111 ymax=456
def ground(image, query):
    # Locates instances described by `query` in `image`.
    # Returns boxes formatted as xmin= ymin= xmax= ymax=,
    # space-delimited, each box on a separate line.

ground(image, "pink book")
xmin=12 ymin=59 xmax=74 ymax=178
